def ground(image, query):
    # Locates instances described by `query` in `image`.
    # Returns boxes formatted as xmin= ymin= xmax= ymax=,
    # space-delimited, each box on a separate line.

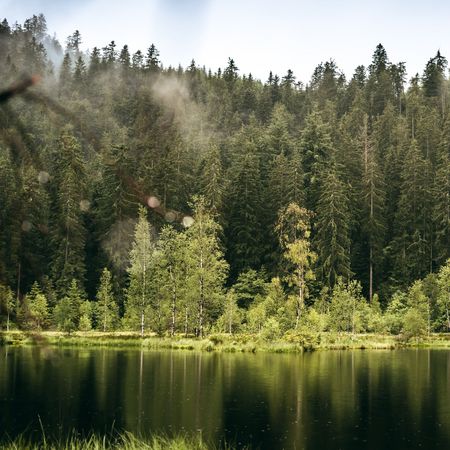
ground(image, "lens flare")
xmin=147 ymin=196 xmax=160 ymax=208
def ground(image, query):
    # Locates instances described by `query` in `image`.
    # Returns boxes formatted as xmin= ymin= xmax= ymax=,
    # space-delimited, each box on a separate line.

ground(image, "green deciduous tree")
xmin=185 ymin=197 xmax=228 ymax=337
xmin=329 ymin=279 xmax=367 ymax=333
xmin=124 ymin=206 xmax=155 ymax=336
xmin=437 ymin=260 xmax=450 ymax=331
xmin=0 ymin=284 xmax=15 ymax=331
xmin=157 ymin=226 xmax=187 ymax=336
xmin=276 ymin=203 xmax=316 ymax=328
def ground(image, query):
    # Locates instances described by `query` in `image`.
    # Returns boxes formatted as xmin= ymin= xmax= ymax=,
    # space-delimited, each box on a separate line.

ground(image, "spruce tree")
xmin=314 ymin=160 xmax=352 ymax=286
xmin=96 ymin=268 xmax=119 ymax=331
xmin=50 ymin=129 xmax=87 ymax=295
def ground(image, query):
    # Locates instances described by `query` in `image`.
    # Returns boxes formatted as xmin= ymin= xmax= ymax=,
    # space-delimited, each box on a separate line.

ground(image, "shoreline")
xmin=2 ymin=331 xmax=450 ymax=352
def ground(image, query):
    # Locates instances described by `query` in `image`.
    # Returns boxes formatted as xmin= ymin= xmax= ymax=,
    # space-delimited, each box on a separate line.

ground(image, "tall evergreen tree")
xmin=96 ymin=268 xmax=119 ymax=331
xmin=314 ymin=160 xmax=352 ymax=286
xmin=50 ymin=129 xmax=87 ymax=295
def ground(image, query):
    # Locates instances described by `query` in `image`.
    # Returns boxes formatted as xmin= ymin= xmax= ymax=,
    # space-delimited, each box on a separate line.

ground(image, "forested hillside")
xmin=0 ymin=14 xmax=449 ymax=336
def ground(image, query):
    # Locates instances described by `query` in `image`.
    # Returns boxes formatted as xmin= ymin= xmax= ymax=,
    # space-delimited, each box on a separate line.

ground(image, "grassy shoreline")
xmin=2 ymin=330 xmax=450 ymax=352
xmin=0 ymin=432 xmax=230 ymax=450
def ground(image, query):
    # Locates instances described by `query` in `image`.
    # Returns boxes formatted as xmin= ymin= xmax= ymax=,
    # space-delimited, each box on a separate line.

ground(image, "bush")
xmin=284 ymin=327 xmax=320 ymax=350
xmin=261 ymin=317 xmax=281 ymax=340
xmin=402 ymin=308 xmax=427 ymax=341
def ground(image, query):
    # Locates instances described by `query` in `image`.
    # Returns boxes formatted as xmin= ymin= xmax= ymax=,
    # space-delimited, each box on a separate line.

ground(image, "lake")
xmin=1 ymin=347 xmax=449 ymax=449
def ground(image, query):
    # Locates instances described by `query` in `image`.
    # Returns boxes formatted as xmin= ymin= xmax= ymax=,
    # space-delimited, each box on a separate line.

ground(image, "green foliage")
xmin=26 ymin=282 xmax=49 ymax=330
xmin=233 ymin=269 xmax=267 ymax=309
xmin=95 ymin=268 xmax=119 ymax=331
xmin=328 ymin=279 xmax=368 ymax=333
xmin=315 ymin=162 xmax=352 ymax=286
xmin=436 ymin=260 xmax=450 ymax=331
xmin=276 ymin=203 xmax=316 ymax=327
xmin=0 ymin=283 xmax=15 ymax=331
xmin=216 ymin=290 xmax=242 ymax=334
xmin=1 ymin=15 xmax=450 ymax=336
xmin=53 ymin=279 xmax=83 ymax=333
xmin=124 ymin=206 xmax=155 ymax=335
xmin=185 ymin=197 xmax=228 ymax=337
xmin=79 ymin=300 xmax=93 ymax=331
xmin=384 ymin=292 xmax=408 ymax=334
xmin=402 ymin=308 xmax=427 ymax=340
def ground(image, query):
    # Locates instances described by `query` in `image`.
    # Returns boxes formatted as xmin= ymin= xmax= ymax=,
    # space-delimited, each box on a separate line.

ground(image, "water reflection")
xmin=1 ymin=347 xmax=450 ymax=449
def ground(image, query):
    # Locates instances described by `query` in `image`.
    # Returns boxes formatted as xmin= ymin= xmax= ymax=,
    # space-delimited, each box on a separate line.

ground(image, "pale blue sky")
xmin=1 ymin=0 xmax=449 ymax=83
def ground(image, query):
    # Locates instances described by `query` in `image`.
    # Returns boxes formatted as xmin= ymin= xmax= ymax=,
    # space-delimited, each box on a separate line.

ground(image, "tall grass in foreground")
xmin=1 ymin=432 xmax=237 ymax=449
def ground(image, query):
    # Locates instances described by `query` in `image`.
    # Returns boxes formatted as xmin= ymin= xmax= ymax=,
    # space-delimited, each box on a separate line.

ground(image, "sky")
xmin=1 ymin=0 xmax=450 ymax=83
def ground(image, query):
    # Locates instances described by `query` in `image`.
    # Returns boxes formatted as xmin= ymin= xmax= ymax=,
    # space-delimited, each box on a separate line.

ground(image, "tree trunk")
xmin=170 ymin=267 xmax=177 ymax=337
xmin=184 ymin=306 xmax=189 ymax=337
xmin=369 ymin=247 xmax=373 ymax=303
xmin=295 ymin=267 xmax=304 ymax=329
xmin=198 ymin=249 xmax=204 ymax=338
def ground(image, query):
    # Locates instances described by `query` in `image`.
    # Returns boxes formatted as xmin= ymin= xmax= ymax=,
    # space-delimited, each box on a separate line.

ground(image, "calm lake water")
xmin=1 ymin=347 xmax=450 ymax=449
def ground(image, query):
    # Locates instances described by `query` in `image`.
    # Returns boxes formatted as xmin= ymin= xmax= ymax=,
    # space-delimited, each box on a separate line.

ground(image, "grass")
xmin=1 ymin=330 xmax=450 ymax=352
xmin=0 ymin=431 xmax=232 ymax=449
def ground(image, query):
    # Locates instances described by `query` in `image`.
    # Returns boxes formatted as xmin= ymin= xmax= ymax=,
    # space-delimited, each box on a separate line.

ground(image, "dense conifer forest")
xmin=0 ymin=14 xmax=449 ymax=337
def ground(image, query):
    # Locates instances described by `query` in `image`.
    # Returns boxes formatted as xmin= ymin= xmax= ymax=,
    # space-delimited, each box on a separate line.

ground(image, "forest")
xmin=0 ymin=14 xmax=449 ymax=339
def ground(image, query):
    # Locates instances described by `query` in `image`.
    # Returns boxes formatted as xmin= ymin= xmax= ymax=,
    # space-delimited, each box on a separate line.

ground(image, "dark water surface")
xmin=1 ymin=347 xmax=450 ymax=449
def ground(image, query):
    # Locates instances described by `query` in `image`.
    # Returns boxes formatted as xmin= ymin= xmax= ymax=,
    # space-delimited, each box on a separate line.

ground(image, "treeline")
xmin=0 ymin=15 xmax=449 ymax=337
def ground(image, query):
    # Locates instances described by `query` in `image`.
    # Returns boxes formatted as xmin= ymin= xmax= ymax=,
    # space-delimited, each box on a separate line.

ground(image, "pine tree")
xmin=0 ymin=147 xmax=20 ymax=287
xmin=422 ymin=51 xmax=447 ymax=106
xmin=300 ymin=110 xmax=333 ymax=211
xmin=224 ymin=130 xmax=263 ymax=277
xmin=59 ymin=52 xmax=72 ymax=95
xmin=88 ymin=47 xmax=101 ymax=78
xmin=102 ymin=41 xmax=117 ymax=66
xmin=96 ymin=268 xmax=119 ymax=331
xmin=54 ymin=279 xmax=83 ymax=333
xmin=433 ymin=124 xmax=450 ymax=267
xmin=314 ymin=161 xmax=353 ymax=286
xmin=358 ymin=116 xmax=385 ymax=301
xmin=392 ymin=138 xmax=433 ymax=285
xmin=26 ymin=282 xmax=49 ymax=330
xmin=50 ymin=129 xmax=87 ymax=294
xmin=66 ymin=30 xmax=81 ymax=54
xmin=145 ymin=44 xmax=160 ymax=73
xmin=367 ymin=44 xmax=395 ymax=116
xmin=73 ymin=56 xmax=86 ymax=87
xmin=199 ymin=143 xmax=224 ymax=214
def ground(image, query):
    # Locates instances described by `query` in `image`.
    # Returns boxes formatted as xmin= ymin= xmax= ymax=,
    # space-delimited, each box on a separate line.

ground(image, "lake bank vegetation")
xmin=0 ymin=15 xmax=449 ymax=345
xmin=1 ymin=431 xmax=226 ymax=450
xmin=3 ymin=330 xmax=450 ymax=352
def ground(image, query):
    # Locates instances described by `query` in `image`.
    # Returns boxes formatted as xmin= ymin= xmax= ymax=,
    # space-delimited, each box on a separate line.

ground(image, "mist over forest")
xmin=0 ymin=14 xmax=449 ymax=336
